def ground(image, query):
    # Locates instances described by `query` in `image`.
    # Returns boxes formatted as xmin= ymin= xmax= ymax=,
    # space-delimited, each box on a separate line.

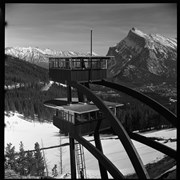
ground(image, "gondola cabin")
xmin=44 ymin=98 xmax=123 ymax=136
xmin=49 ymin=56 xmax=113 ymax=83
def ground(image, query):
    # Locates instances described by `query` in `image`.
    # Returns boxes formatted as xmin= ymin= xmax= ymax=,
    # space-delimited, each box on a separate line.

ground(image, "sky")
xmin=5 ymin=3 xmax=177 ymax=56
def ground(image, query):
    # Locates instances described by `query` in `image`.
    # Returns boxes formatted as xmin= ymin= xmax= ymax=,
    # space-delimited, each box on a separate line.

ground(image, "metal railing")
xmin=49 ymin=58 xmax=108 ymax=70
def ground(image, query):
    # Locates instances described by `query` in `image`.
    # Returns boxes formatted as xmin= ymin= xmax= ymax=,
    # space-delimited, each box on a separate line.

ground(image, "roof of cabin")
xmin=44 ymin=98 xmax=123 ymax=114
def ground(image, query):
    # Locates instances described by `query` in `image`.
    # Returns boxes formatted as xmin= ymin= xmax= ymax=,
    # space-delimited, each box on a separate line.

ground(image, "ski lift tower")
xmin=45 ymin=54 xmax=118 ymax=179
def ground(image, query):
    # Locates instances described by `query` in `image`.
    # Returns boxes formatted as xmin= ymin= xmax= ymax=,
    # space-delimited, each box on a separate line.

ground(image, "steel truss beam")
xmin=72 ymin=133 xmax=124 ymax=179
xmin=69 ymin=81 xmax=150 ymax=179
xmin=93 ymin=80 xmax=177 ymax=159
xmin=128 ymin=132 xmax=176 ymax=159
xmin=94 ymin=119 xmax=109 ymax=179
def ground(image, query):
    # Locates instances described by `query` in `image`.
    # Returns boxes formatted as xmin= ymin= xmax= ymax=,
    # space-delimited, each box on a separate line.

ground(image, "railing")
xmin=49 ymin=58 xmax=108 ymax=70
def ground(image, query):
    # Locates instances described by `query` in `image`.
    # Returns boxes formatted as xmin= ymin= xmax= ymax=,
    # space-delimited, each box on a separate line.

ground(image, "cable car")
xmin=44 ymin=98 xmax=123 ymax=136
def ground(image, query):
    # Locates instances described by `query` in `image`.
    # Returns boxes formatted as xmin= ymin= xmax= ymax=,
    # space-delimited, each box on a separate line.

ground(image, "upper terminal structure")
xmin=49 ymin=56 xmax=114 ymax=83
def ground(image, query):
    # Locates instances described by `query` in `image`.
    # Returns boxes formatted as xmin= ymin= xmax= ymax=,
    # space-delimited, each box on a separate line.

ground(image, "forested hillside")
xmin=5 ymin=83 xmax=78 ymax=121
xmin=92 ymin=84 xmax=176 ymax=132
xmin=5 ymin=54 xmax=49 ymax=86
xmin=5 ymin=83 xmax=176 ymax=131
xmin=4 ymin=54 xmax=76 ymax=121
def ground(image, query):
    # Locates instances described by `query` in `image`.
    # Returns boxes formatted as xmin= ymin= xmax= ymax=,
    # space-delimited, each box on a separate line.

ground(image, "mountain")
xmin=5 ymin=54 xmax=48 ymax=86
xmin=106 ymin=27 xmax=177 ymax=87
xmin=5 ymin=47 xmax=98 ymax=69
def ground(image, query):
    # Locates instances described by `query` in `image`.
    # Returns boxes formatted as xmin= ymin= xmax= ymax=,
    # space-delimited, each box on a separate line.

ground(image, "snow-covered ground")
xmin=4 ymin=112 xmax=176 ymax=178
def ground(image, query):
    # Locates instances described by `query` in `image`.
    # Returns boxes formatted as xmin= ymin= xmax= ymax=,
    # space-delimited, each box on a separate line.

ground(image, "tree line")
xmin=5 ymin=141 xmax=45 ymax=177
xmin=5 ymin=82 xmax=176 ymax=131
xmin=98 ymin=93 xmax=176 ymax=133
xmin=5 ymin=83 xmax=77 ymax=122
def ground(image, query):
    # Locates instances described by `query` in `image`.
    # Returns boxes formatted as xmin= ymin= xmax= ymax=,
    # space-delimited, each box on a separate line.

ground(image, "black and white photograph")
xmin=5 ymin=3 xmax=177 ymax=179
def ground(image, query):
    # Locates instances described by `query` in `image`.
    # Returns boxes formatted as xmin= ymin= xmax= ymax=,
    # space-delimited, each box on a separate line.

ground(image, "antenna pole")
xmin=90 ymin=29 xmax=92 ymax=56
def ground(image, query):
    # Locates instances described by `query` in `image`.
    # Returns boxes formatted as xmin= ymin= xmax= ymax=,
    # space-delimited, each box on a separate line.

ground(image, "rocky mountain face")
xmin=5 ymin=47 xmax=98 ymax=69
xmin=106 ymin=27 xmax=177 ymax=87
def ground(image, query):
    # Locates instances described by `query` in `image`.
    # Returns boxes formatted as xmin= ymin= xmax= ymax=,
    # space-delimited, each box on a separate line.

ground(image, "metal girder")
xmin=93 ymin=79 xmax=177 ymax=158
xmin=67 ymin=85 xmax=72 ymax=104
xmin=72 ymin=134 xmax=125 ymax=179
xmin=69 ymin=137 xmax=76 ymax=179
xmin=94 ymin=119 xmax=109 ymax=179
xmin=94 ymin=80 xmax=177 ymax=127
xmin=69 ymin=81 xmax=150 ymax=179
xmin=128 ymin=132 xmax=177 ymax=160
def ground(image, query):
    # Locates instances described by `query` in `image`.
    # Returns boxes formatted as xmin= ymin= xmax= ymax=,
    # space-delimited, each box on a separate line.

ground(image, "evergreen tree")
xmin=5 ymin=99 xmax=10 ymax=113
xmin=14 ymin=98 xmax=22 ymax=114
xmin=34 ymin=142 xmax=45 ymax=176
xmin=5 ymin=143 xmax=17 ymax=171
xmin=29 ymin=101 xmax=35 ymax=119
xmin=26 ymin=151 xmax=36 ymax=176
xmin=17 ymin=141 xmax=27 ymax=175
xmin=8 ymin=99 xmax=16 ymax=112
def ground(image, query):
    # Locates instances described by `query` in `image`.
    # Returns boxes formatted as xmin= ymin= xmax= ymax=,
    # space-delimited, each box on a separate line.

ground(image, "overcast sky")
xmin=5 ymin=3 xmax=177 ymax=55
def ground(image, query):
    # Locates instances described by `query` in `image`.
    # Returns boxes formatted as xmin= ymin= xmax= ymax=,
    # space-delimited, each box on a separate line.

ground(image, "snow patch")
xmin=131 ymin=27 xmax=147 ymax=38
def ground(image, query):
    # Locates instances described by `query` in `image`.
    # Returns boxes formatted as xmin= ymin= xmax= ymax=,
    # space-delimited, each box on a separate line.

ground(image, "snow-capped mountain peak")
xmin=5 ymin=47 xmax=98 ymax=69
xmin=130 ymin=27 xmax=148 ymax=38
xmin=106 ymin=27 xmax=177 ymax=86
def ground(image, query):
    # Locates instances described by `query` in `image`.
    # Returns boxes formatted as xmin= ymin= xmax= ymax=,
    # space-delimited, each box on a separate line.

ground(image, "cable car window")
xmin=62 ymin=59 xmax=66 ymax=68
xmin=57 ymin=60 xmax=60 ymax=68
xmin=69 ymin=59 xmax=72 ymax=69
xmin=81 ymin=59 xmax=86 ymax=69
xmin=67 ymin=111 xmax=73 ymax=123
xmin=75 ymin=59 xmax=81 ymax=69
xmin=65 ymin=59 xmax=70 ymax=69
xmin=96 ymin=59 xmax=101 ymax=69
xmin=71 ymin=114 xmax=74 ymax=123
xmin=75 ymin=114 xmax=81 ymax=124
xmin=58 ymin=110 xmax=63 ymax=119
xmin=84 ymin=59 xmax=88 ymax=69
xmin=68 ymin=113 xmax=71 ymax=123
xmin=49 ymin=61 xmax=52 ymax=68
xmin=90 ymin=111 xmax=96 ymax=121
xmin=81 ymin=113 xmax=89 ymax=122
xmin=66 ymin=111 xmax=69 ymax=121
xmin=92 ymin=60 xmax=97 ymax=69
xmin=101 ymin=59 xmax=107 ymax=69
xmin=62 ymin=111 xmax=66 ymax=120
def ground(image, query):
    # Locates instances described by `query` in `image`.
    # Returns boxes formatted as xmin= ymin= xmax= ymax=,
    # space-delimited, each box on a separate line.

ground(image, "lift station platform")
xmin=44 ymin=98 xmax=124 ymax=136
xmin=49 ymin=56 xmax=114 ymax=83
